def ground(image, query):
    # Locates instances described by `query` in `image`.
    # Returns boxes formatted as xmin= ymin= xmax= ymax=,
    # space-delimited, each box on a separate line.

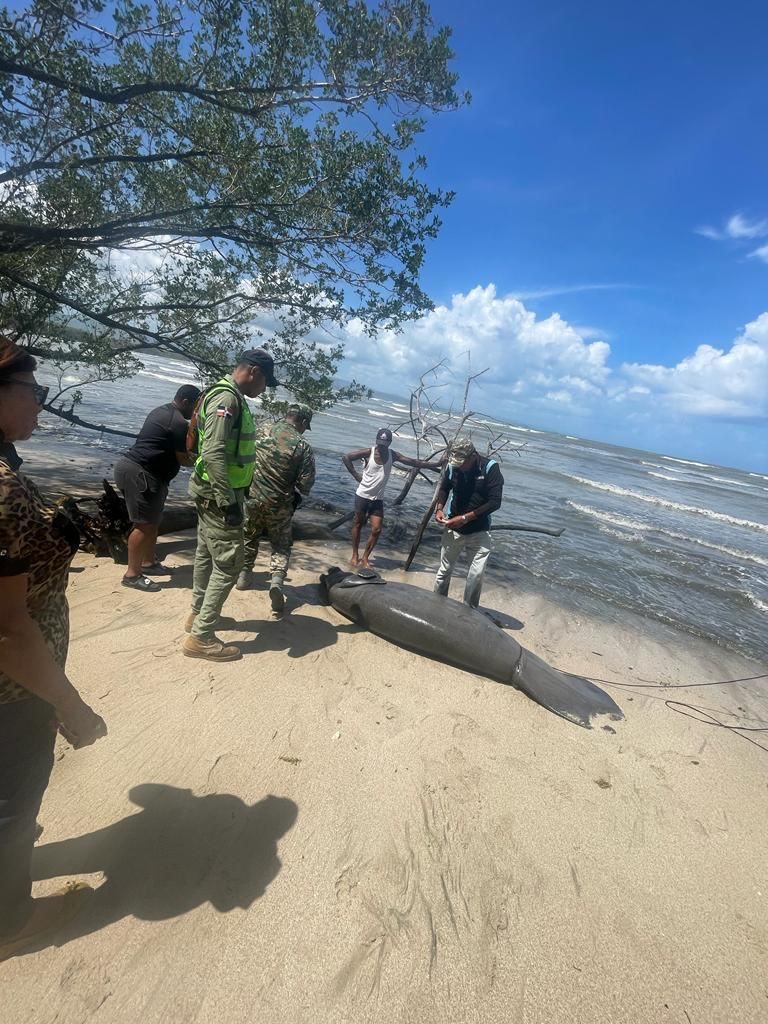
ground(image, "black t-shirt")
xmin=125 ymin=403 xmax=188 ymax=483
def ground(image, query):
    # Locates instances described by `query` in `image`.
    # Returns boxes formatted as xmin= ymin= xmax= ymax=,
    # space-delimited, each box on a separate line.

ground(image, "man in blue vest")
xmin=433 ymin=437 xmax=504 ymax=609
xmin=183 ymin=348 xmax=278 ymax=661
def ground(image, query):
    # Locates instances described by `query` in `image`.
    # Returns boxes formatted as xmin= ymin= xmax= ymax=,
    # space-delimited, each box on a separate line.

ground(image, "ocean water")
xmin=25 ymin=354 xmax=768 ymax=664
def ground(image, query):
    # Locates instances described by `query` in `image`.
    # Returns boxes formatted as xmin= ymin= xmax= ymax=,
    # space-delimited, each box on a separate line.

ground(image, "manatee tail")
xmin=513 ymin=649 xmax=623 ymax=729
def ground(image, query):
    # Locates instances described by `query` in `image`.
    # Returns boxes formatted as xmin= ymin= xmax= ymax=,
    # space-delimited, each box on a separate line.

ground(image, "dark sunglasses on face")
xmin=0 ymin=381 xmax=49 ymax=406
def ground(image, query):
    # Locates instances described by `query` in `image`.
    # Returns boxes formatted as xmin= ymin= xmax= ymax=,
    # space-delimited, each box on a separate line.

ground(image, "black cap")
xmin=239 ymin=348 xmax=279 ymax=388
xmin=376 ymin=428 xmax=393 ymax=445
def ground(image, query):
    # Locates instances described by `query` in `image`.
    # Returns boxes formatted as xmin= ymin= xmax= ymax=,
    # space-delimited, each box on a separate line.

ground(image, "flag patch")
xmin=215 ymin=405 xmax=234 ymax=418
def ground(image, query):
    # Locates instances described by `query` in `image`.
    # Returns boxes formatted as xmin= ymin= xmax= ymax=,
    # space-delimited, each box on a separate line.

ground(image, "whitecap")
xmin=697 ymin=474 xmax=751 ymax=487
xmin=745 ymin=593 xmax=768 ymax=613
xmin=662 ymin=456 xmax=710 ymax=468
xmin=567 ymin=501 xmax=768 ymax=566
xmin=570 ymin=477 xmax=768 ymax=533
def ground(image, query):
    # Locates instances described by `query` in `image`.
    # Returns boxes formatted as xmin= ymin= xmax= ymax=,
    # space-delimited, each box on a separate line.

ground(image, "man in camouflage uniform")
xmin=183 ymin=348 xmax=278 ymax=661
xmin=237 ymin=403 xmax=315 ymax=612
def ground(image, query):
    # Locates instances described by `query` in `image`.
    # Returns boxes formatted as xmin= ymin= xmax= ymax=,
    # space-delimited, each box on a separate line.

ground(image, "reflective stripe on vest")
xmin=194 ymin=379 xmax=257 ymax=490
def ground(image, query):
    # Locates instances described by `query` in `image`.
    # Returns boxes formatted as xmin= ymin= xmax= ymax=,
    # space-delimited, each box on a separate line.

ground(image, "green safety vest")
xmin=194 ymin=379 xmax=256 ymax=490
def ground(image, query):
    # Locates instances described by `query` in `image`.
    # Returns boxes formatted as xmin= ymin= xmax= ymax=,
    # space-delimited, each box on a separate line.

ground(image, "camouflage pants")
xmin=243 ymin=500 xmax=293 ymax=584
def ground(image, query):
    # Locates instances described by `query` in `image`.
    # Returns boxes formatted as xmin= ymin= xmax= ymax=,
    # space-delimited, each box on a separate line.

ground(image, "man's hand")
xmin=56 ymin=693 xmax=107 ymax=749
xmin=435 ymin=507 xmax=446 ymax=523
xmin=442 ymin=516 xmax=465 ymax=530
xmin=224 ymin=503 xmax=243 ymax=527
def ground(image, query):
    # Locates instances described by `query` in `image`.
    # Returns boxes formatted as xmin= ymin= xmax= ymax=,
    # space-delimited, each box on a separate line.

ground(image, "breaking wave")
xmin=567 ymin=502 xmax=768 ymax=566
xmin=570 ymin=478 xmax=768 ymax=533
xmin=662 ymin=456 xmax=711 ymax=468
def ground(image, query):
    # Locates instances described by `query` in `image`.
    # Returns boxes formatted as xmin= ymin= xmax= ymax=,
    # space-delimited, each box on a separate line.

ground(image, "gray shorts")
xmin=114 ymin=458 xmax=168 ymax=525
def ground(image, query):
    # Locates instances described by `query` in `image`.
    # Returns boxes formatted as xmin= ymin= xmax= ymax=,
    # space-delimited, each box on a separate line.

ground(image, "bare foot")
xmin=361 ymin=557 xmax=371 ymax=568
xmin=349 ymin=555 xmax=360 ymax=567
xmin=0 ymin=882 xmax=92 ymax=962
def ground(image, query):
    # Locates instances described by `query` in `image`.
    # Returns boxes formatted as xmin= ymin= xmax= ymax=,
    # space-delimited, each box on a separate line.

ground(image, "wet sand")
xmin=3 ymin=514 xmax=768 ymax=1023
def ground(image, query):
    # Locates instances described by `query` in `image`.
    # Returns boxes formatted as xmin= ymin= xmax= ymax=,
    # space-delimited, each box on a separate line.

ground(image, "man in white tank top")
xmin=342 ymin=428 xmax=442 ymax=567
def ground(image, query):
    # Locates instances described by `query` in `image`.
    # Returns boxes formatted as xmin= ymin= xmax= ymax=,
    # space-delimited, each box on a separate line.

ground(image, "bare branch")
xmin=43 ymin=401 xmax=136 ymax=439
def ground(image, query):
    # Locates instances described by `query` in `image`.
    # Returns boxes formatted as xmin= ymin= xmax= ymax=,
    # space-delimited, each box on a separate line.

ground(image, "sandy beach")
xmin=2 ymin=498 xmax=767 ymax=1024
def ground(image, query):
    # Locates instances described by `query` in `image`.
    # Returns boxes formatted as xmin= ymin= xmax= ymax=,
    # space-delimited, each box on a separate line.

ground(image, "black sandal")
xmin=141 ymin=562 xmax=174 ymax=576
xmin=121 ymin=574 xmax=162 ymax=592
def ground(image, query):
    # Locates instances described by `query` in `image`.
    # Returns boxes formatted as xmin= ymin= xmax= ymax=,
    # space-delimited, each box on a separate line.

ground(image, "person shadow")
xmin=231 ymin=613 xmax=359 ymax=658
xmin=27 ymin=784 xmax=298 ymax=953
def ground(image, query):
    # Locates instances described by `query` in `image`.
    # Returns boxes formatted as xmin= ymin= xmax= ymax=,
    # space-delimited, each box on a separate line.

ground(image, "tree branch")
xmin=43 ymin=402 xmax=136 ymax=439
xmin=0 ymin=149 xmax=214 ymax=185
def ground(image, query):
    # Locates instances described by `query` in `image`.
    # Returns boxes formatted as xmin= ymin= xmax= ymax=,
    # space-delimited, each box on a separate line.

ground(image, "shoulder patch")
xmin=215 ymin=405 xmax=234 ymax=418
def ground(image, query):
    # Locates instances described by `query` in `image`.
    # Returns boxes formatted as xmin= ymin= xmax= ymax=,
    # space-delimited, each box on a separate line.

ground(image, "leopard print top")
xmin=0 ymin=444 xmax=75 ymax=704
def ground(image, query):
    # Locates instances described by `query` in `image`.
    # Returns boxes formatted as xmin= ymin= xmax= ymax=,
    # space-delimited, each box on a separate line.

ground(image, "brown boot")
xmin=182 ymin=634 xmax=241 ymax=662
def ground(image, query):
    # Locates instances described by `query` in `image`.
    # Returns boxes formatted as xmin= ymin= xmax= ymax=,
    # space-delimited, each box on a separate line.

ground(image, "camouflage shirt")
xmin=249 ymin=420 xmax=315 ymax=507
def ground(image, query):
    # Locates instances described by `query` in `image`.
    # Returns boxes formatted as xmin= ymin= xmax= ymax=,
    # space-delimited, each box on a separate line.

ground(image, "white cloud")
xmin=511 ymin=283 xmax=630 ymax=300
xmin=343 ymin=284 xmax=611 ymax=405
xmin=726 ymin=213 xmax=768 ymax=239
xmin=750 ymin=244 xmax=768 ymax=264
xmin=696 ymin=212 xmax=768 ymax=242
xmin=622 ymin=313 xmax=768 ymax=419
xmin=340 ymin=285 xmax=768 ymax=426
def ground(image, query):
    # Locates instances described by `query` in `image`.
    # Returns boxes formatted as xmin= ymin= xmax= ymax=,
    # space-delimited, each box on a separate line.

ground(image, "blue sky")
xmin=339 ymin=0 xmax=768 ymax=471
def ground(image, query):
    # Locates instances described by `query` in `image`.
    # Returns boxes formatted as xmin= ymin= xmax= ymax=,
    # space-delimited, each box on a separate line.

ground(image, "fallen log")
xmin=328 ymin=510 xmax=355 ymax=530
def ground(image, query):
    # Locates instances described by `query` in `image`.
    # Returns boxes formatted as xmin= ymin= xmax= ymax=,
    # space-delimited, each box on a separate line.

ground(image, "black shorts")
xmin=114 ymin=458 xmax=169 ymax=525
xmin=354 ymin=495 xmax=384 ymax=520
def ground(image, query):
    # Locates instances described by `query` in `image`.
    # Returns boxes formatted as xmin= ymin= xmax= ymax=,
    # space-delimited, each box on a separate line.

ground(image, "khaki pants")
xmin=243 ymin=501 xmax=294 ymax=587
xmin=433 ymin=529 xmax=493 ymax=609
xmin=191 ymin=502 xmax=244 ymax=638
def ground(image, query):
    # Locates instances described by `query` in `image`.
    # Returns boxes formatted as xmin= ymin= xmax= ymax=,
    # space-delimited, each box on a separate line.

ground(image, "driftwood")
xmin=490 ymin=523 xmax=564 ymax=537
xmin=403 ymin=365 xmax=492 ymax=571
xmin=328 ymin=510 xmax=355 ymax=530
xmin=58 ymin=479 xmax=132 ymax=562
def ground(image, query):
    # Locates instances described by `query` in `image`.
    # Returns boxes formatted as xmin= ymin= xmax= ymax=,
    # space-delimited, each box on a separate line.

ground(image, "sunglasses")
xmin=0 ymin=381 xmax=49 ymax=406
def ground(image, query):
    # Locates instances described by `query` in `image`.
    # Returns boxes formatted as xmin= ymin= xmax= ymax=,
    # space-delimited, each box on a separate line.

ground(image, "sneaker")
xmin=121 ymin=574 xmax=161 ymax=592
xmin=269 ymin=584 xmax=285 ymax=613
xmin=0 ymin=882 xmax=93 ymax=963
xmin=235 ymin=569 xmax=252 ymax=591
xmin=182 ymin=634 xmax=241 ymax=662
xmin=141 ymin=562 xmax=175 ymax=577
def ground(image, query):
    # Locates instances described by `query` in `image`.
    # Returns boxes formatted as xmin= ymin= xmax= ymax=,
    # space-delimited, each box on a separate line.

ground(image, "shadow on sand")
xmin=26 ymin=784 xmax=298 ymax=955
xmin=229 ymin=613 xmax=359 ymax=658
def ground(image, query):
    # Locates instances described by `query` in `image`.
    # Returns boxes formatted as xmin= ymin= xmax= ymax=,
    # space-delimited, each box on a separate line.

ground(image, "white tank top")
xmin=356 ymin=446 xmax=392 ymax=500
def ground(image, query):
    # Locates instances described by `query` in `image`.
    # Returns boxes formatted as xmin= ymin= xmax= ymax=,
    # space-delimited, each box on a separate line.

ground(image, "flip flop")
xmin=141 ymin=562 xmax=175 ymax=576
